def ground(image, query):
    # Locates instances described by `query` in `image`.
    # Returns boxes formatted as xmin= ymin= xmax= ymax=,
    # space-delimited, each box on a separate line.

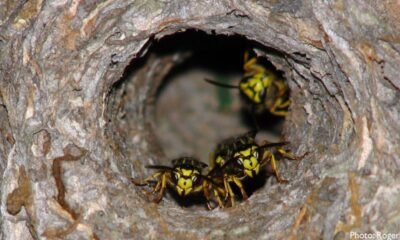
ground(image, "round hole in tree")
xmin=106 ymin=30 xmax=298 ymax=207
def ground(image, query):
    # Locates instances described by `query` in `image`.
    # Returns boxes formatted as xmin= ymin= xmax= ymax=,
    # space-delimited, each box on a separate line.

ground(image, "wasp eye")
xmin=192 ymin=175 xmax=198 ymax=183
xmin=254 ymin=151 xmax=259 ymax=158
xmin=174 ymin=172 xmax=180 ymax=181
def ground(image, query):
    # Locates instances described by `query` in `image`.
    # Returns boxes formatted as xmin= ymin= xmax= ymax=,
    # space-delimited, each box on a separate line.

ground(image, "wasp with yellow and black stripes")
xmin=205 ymin=51 xmax=290 ymax=117
xmin=132 ymin=157 xmax=225 ymax=207
xmin=207 ymin=131 xmax=305 ymax=207
xmin=132 ymin=134 xmax=306 ymax=209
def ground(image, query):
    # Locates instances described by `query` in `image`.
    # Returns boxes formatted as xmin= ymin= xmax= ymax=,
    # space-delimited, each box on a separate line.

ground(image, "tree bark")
xmin=1 ymin=0 xmax=399 ymax=239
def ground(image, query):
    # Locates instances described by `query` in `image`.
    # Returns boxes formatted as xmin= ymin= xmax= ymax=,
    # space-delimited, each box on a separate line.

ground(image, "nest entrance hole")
xmin=106 ymin=30 xmax=294 ymax=206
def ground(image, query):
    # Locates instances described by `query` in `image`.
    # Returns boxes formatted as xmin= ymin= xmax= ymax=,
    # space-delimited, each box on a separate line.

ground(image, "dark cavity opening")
xmin=108 ymin=30 xmax=293 ymax=207
xmin=148 ymin=31 xmax=290 ymax=205
xmin=152 ymin=31 xmax=288 ymax=163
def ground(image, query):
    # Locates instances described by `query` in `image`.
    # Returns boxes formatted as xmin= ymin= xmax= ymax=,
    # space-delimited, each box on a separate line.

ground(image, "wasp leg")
xmin=203 ymin=181 xmax=215 ymax=209
xmin=243 ymin=56 xmax=256 ymax=70
xmin=192 ymin=184 xmax=203 ymax=193
xmin=203 ymin=181 xmax=225 ymax=209
xmin=232 ymin=177 xmax=248 ymax=201
xmin=269 ymin=98 xmax=290 ymax=117
xmin=272 ymin=79 xmax=288 ymax=95
xmin=245 ymin=61 xmax=266 ymax=75
xmin=269 ymin=108 xmax=289 ymax=117
xmin=244 ymin=52 xmax=265 ymax=74
xmin=244 ymin=50 xmax=250 ymax=62
xmin=131 ymin=172 xmax=162 ymax=186
xmin=214 ymin=188 xmax=225 ymax=208
xmin=262 ymin=151 xmax=288 ymax=183
xmin=132 ymin=171 xmax=169 ymax=202
xmin=224 ymin=177 xmax=236 ymax=207
xmin=271 ymin=153 xmax=289 ymax=183
xmin=215 ymin=183 xmax=227 ymax=208
xmin=278 ymin=99 xmax=291 ymax=108
xmin=277 ymin=148 xmax=308 ymax=161
xmin=267 ymin=78 xmax=290 ymax=116
xmin=152 ymin=179 xmax=162 ymax=194
xmin=153 ymin=173 xmax=168 ymax=203
xmin=153 ymin=171 xmax=170 ymax=194
xmin=244 ymin=51 xmax=255 ymax=68
xmin=207 ymin=185 xmax=225 ymax=209
xmin=203 ymin=182 xmax=213 ymax=210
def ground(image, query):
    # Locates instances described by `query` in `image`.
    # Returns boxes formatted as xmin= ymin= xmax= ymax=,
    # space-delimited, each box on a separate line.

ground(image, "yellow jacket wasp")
xmin=205 ymin=51 xmax=290 ymax=119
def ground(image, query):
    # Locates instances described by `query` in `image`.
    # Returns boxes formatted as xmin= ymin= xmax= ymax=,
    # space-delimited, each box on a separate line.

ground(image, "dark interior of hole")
xmin=110 ymin=30 xmax=293 ymax=207
xmin=153 ymin=31 xmax=288 ymax=152
xmin=154 ymin=35 xmax=285 ymax=130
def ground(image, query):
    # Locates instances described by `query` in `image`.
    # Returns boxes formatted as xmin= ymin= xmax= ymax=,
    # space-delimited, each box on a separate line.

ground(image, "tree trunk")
xmin=1 ymin=1 xmax=399 ymax=239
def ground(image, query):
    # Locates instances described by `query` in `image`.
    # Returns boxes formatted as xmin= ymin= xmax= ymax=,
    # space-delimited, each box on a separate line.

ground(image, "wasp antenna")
xmin=217 ymin=157 xmax=239 ymax=171
xmin=145 ymin=165 xmax=173 ymax=170
xmin=131 ymin=178 xmax=148 ymax=186
xmin=260 ymin=141 xmax=290 ymax=149
xmin=204 ymin=78 xmax=239 ymax=89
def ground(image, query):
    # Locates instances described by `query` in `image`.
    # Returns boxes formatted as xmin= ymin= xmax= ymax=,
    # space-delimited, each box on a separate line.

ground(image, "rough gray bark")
xmin=1 ymin=0 xmax=399 ymax=239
